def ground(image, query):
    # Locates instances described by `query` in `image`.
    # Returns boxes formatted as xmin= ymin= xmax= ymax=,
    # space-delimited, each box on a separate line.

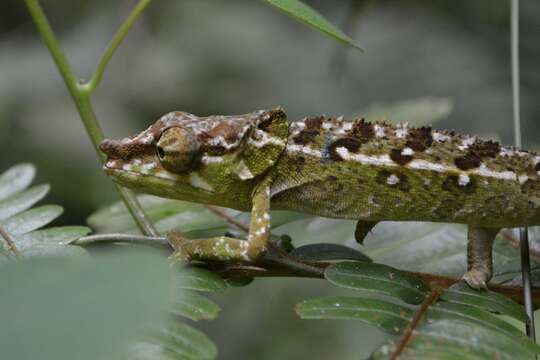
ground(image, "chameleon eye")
xmin=156 ymin=127 xmax=200 ymax=173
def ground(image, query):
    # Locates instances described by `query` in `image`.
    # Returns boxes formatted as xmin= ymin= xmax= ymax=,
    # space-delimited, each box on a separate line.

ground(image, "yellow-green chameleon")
xmin=100 ymin=108 xmax=540 ymax=289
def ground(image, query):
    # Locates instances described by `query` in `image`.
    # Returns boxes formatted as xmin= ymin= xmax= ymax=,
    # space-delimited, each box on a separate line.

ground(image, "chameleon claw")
xmin=462 ymin=269 xmax=489 ymax=290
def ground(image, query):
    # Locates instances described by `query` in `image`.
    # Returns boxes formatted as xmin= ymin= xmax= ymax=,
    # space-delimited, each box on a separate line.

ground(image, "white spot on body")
xmin=374 ymin=125 xmax=385 ymax=138
xmin=335 ymin=147 xmax=396 ymax=166
xmin=499 ymin=147 xmax=515 ymax=157
xmin=394 ymin=123 xmax=408 ymax=139
xmin=458 ymin=174 xmax=470 ymax=186
xmin=387 ymin=174 xmax=400 ymax=185
xmin=342 ymin=122 xmax=353 ymax=131
xmin=408 ymin=159 xmax=449 ymax=173
xmin=248 ymin=129 xmax=285 ymax=148
xmin=432 ymin=131 xmax=451 ymax=142
xmin=189 ymin=172 xmax=214 ymax=191
xmin=519 ymin=175 xmax=529 ymax=184
xmin=286 ymin=144 xmax=323 ymax=158
xmin=140 ymin=162 xmax=156 ymax=174
xmin=476 ymin=164 xmax=517 ymax=181
xmin=457 ymin=136 xmax=476 ymax=151
xmin=106 ymin=160 xmax=117 ymax=168
xmin=201 ymin=155 xmax=224 ymax=164
xmin=401 ymin=147 xmax=414 ymax=156
xmin=322 ymin=122 xmax=333 ymax=131
xmin=122 ymin=164 xmax=133 ymax=171
xmin=155 ymin=171 xmax=179 ymax=181
xmin=235 ymin=160 xmax=254 ymax=180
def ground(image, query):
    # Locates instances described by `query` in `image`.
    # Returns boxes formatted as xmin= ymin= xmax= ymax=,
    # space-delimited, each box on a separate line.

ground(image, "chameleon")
xmin=100 ymin=108 xmax=540 ymax=289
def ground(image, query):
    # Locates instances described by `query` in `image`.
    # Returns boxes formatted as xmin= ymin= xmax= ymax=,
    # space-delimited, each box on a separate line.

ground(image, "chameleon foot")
xmin=462 ymin=269 xmax=489 ymax=290
xmin=168 ymin=234 xmax=263 ymax=263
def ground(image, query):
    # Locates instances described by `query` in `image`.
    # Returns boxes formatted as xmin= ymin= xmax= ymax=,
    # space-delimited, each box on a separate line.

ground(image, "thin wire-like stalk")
xmin=24 ymin=0 xmax=158 ymax=237
xmin=0 ymin=224 xmax=22 ymax=259
xmin=511 ymin=0 xmax=535 ymax=340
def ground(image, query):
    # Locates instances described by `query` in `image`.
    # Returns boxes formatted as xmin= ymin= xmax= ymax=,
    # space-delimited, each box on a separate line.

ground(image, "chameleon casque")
xmin=100 ymin=108 xmax=540 ymax=289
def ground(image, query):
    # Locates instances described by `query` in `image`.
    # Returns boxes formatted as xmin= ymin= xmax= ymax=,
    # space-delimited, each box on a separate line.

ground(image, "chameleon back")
xmin=269 ymin=116 xmax=540 ymax=228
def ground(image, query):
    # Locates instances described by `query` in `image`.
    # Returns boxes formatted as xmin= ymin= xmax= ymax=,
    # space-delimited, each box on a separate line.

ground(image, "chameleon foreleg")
xmin=354 ymin=220 xmax=378 ymax=244
xmin=462 ymin=226 xmax=500 ymax=289
xmin=169 ymin=184 xmax=271 ymax=262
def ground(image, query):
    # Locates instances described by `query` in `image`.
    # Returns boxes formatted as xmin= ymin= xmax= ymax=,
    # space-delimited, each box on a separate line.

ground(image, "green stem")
xmin=24 ymin=0 xmax=158 ymax=236
xmin=85 ymin=0 xmax=153 ymax=93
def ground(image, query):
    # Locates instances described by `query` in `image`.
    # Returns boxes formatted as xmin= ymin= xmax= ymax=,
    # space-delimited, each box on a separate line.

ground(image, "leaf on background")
xmin=361 ymin=97 xmax=453 ymax=126
xmin=177 ymin=267 xmax=228 ymax=293
xmin=0 ymin=184 xmax=49 ymax=221
xmin=325 ymin=261 xmax=429 ymax=304
xmin=0 ymin=163 xmax=35 ymax=201
xmin=426 ymin=301 xmax=525 ymax=339
xmin=171 ymin=292 xmax=221 ymax=321
xmin=302 ymin=260 xmax=538 ymax=359
xmin=296 ymin=296 xmax=412 ymax=334
xmin=289 ymin=243 xmax=372 ymax=262
xmin=0 ymin=164 xmax=91 ymax=258
xmin=143 ymin=321 xmax=217 ymax=360
xmin=440 ymin=282 xmax=527 ymax=322
xmin=262 ymin=0 xmax=362 ymax=50
xmin=88 ymin=194 xmax=307 ymax=239
xmin=0 ymin=251 xmax=173 ymax=360
xmin=375 ymin=320 xmax=540 ymax=360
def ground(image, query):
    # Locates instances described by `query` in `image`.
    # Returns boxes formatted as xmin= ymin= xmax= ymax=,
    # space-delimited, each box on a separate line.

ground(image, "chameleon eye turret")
xmin=156 ymin=126 xmax=200 ymax=173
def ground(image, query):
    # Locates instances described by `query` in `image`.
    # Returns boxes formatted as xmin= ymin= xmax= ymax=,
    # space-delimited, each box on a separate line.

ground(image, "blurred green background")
xmin=1 ymin=1 xmax=539 ymax=358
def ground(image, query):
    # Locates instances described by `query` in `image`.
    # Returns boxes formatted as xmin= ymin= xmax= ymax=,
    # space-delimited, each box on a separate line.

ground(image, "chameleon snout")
xmin=100 ymin=138 xmax=135 ymax=161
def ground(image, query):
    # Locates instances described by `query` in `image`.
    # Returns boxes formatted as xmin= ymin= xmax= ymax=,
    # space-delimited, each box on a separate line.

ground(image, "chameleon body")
xmin=100 ymin=109 xmax=540 ymax=289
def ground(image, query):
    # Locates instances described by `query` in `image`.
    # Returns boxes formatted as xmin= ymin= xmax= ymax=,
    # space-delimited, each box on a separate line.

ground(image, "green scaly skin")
xmin=100 ymin=109 xmax=540 ymax=289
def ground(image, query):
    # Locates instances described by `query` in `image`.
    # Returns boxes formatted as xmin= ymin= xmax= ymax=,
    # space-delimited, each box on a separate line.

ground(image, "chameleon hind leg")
xmin=462 ymin=226 xmax=501 ymax=289
xmin=169 ymin=184 xmax=271 ymax=263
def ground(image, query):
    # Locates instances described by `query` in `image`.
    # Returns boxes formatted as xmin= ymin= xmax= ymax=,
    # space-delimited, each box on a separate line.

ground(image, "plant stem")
xmin=74 ymin=233 xmax=168 ymax=247
xmin=24 ymin=0 xmax=158 ymax=236
xmin=0 ymin=224 xmax=22 ymax=259
xmin=85 ymin=0 xmax=153 ymax=93
xmin=389 ymin=288 xmax=443 ymax=360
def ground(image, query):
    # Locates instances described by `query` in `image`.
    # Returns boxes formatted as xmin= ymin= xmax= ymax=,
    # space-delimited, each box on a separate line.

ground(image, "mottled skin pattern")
xmin=100 ymin=109 xmax=540 ymax=289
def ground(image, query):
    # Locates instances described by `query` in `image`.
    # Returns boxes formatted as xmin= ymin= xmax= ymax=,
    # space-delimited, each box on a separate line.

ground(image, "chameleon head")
xmin=99 ymin=109 xmax=289 ymax=203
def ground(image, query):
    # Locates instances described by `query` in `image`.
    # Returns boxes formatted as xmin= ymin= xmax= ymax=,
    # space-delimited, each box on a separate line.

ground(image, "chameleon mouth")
xmin=103 ymin=160 xmax=181 ymax=182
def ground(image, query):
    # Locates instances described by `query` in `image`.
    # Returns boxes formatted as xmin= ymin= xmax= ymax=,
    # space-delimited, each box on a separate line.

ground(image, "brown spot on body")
xmin=390 ymin=148 xmax=413 ymax=165
xmin=204 ymin=145 xmax=226 ymax=155
xmin=470 ymin=140 xmax=500 ymax=158
xmin=454 ymin=154 xmax=481 ymax=170
xmin=293 ymin=130 xmax=319 ymax=145
xmin=351 ymin=118 xmax=374 ymax=140
xmin=327 ymin=175 xmax=338 ymax=181
xmin=328 ymin=137 xmax=362 ymax=161
xmin=304 ymin=116 xmax=324 ymax=130
xmin=442 ymin=175 xmax=475 ymax=194
xmin=405 ymin=126 xmax=432 ymax=152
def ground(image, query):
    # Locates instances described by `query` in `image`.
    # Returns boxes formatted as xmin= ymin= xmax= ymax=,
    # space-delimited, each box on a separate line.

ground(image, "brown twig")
xmin=197 ymin=260 xmax=540 ymax=308
xmin=389 ymin=288 xmax=443 ymax=360
xmin=501 ymin=229 xmax=540 ymax=262
xmin=205 ymin=205 xmax=249 ymax=233
xmin=0 ymin=224 xmax=22 ymax=259
xmin=71 ymin=230 xmax=540 ymax=307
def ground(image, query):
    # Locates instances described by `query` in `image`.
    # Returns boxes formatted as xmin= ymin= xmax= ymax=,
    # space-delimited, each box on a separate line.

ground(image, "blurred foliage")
xmin=2 ymin=1 xmax=540 ymax=359
xmin=298 ymin=265 xmax=539 ymax=358
xmin=0 ymin=163 xmax=227 ymax=359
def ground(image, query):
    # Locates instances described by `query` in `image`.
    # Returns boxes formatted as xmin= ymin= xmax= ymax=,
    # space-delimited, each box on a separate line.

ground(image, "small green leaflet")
xmin=263 ymin=0 xmax=363 ymax=51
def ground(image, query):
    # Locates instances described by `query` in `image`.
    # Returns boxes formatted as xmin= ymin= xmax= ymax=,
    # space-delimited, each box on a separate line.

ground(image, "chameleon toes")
xmin=462 ymin=269 xmax=489 ymax=290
